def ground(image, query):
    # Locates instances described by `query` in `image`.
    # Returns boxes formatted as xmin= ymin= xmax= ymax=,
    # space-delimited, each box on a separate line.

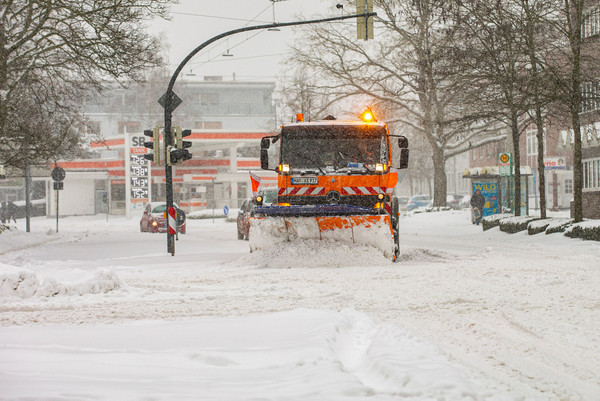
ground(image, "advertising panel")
xmin=472 ymin=180 xmax=498 ymax=216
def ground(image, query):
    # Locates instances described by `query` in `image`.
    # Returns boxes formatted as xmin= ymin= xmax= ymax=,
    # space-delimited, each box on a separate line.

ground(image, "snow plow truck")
xmin=249 ymin=109 xmax=409 ymax=261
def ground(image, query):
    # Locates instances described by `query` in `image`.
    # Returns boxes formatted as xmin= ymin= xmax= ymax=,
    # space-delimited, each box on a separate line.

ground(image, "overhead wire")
xmin=179 ymin=3 xmax=281 ymax=74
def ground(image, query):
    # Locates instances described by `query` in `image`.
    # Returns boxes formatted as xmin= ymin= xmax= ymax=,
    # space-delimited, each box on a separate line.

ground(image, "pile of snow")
xmin=187 ymin=208 xmax=236 ymax=221
xmin=0 ymin=267 xmax=120 ymax=298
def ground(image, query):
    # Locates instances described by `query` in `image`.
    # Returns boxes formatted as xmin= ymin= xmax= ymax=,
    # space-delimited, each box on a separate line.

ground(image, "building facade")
xmin=36 ymin=76 xmax=278 ymax=217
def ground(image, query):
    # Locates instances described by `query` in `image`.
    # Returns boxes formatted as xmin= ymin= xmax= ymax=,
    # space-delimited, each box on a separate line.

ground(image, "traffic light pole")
xmin=163 ymin=11 xmax=376 ymax=256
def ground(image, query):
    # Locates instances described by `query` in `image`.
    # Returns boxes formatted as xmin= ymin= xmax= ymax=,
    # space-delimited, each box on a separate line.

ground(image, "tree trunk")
xmin=571 ymin=105 xmax=583 ymax=222
xmin=569 ymin=0 xmax=584 ymax=223
xmin=432 ymin=147 xmax=447 ymax=207
xmin=535 ymin=106 xmax=547 ymax=219
xmin=510 ymin=112 xmax=522 ymax=216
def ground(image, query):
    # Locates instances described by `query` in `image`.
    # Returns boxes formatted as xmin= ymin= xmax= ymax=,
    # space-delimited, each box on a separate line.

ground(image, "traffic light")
xmin=143 ymin=127 xmax=161 ymax=164
xmin=167 ymin=127 xmax=192 ymax=166
xmin=174 ymin=127 xmax=192 ymax=150
xmin=166 ymin=145 xmax=193 ymax=166
xmin=356 ymin=0 xmax=374 ymax=40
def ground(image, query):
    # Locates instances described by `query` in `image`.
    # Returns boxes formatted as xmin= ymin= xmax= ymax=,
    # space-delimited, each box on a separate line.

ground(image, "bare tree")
xmin=541 ymin=0 xmax=593 ymax=222
xmin=286 ymin=0 xmax=503 ymax=207
xmin=449 ymin=0 xmax=559 ymax=216
xmin=0 ymin=0 xmax=174 ymax=168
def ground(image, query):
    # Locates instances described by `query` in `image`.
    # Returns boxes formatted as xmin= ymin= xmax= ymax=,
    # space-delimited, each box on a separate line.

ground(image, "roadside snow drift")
xmin=0 ymin=265 xmax=120 ymax=298
xmin=0 ymin=309 xmax=480 ymax=400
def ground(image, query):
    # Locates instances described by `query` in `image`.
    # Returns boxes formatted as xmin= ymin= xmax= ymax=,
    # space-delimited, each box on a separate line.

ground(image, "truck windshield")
xmin=280 ymin=125 xmax=387 ymax=172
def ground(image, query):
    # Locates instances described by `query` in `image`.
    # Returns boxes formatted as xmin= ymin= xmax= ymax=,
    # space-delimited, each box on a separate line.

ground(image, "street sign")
xmin=51 ymin=167 xmax=66 ymax=182
xmin=223 ymin=205 xmax=229 ymax=216
xmin=53 ymin=181 xmax=64 ymax=190
xmin=158 ymin=91 xmax=182 ymax=112
xmin=499 ymin=152 xmax=512 ymax=176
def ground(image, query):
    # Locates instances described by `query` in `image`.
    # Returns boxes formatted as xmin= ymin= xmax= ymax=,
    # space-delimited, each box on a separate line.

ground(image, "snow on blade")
xmin=247 ymin=239 xmax=392 ymax=268
xmin=249 ymin=216 xmax=395 ymax=261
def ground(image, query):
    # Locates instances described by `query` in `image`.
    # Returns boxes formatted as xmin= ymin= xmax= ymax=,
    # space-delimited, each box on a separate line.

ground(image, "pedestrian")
xmin=470 ymin=189 xmax=486 ymax=226
xmin=0 ymin=201 xmax=6 ymax=224
xmin=7 ymin=201 xmax=17 ymax=223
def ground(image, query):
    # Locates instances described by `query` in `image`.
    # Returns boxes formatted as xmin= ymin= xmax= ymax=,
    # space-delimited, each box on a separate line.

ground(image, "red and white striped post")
xmin=167 ymin=207 xmax=177 ymax=235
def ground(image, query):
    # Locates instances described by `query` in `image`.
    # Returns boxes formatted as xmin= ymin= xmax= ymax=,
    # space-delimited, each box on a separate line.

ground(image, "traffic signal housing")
xmin=174 ymin=127 xmax=192 ymax=150
xmin=356 ymin=0 xmax=374 ymax=40
xmin=167 ymin=127 xmax=192 ymax=166
xmin=166 ymin=146 xmax=193 ymax=166
xmin=143 ymin=127 xmax=161 ymax=164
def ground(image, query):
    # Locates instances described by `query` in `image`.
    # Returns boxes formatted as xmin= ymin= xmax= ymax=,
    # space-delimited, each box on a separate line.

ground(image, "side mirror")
xmin=260 ymin=137 xmax=270 ymax=150
xmin=398 ymin=149 xmax=409 ymax=169
xmin=260 ymin=149 xmax=269 ymax=170
xmin=397 ymin=136 xmax=408 ymax=149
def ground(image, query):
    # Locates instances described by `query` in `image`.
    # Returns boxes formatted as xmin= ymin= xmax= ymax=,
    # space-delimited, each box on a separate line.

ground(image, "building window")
xmin=118 ymin=121 xmax=141 ymax=134
xmin=580 ymin=81 xmax=600 ymax=113
xmin=565 ymin=179 xmax=573 ymax=194
xmin=194 ymin=121 xmax=223 ymax=129
xmin=583 ymin=158 xmax=600 ymax=190
xmin=200 ymin=93 xmax=219 ymax=106
xmin=204 ymin=121 xmax=223 ymax=129
xmin=526 ymin=130 xmax=546 ymax=157
xmin=582 ymin=5 xmax=600 ymax=39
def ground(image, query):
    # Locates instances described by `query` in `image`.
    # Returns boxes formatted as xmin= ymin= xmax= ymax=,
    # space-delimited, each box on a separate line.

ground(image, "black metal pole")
xmin=56 ymin=187 xmax=59 ymax=233
xmin=25 ymin=164 xmax=30 ymax=232
xmin=163 ymin=12 xmax=376 ymax=256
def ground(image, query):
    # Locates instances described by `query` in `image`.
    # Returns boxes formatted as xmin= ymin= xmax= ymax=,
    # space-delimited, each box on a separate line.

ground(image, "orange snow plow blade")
xmin=249 ymin=214 xmax=396 ymax=260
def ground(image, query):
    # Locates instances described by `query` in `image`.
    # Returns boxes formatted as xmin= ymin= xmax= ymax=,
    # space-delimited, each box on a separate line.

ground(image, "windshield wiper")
xmin=293 ymin=154 xmax=325 ymax=174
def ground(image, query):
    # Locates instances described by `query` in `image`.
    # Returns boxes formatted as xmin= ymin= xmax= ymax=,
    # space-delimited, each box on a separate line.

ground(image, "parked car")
xmin=394 ymin=196 xmax=410 ymax=211
xmin=459 ymin=195 xmax=471 ymax=210
xmin=237 ymin=199 xmax=255 ymax=240
xmin=407 ymin=195 xmax=432 ymax=211
xmin=237 ymin=188 xmax=278 ymax=240
xmin=257 ymin=187 xmax=278 ymax=205
xmin=140 ymin=202 xmax=186 ymax=234
xmin=446 ymin=194 xmax=465 ymax=210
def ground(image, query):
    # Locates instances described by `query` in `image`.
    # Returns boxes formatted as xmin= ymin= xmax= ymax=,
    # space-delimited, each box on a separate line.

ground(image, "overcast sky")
xmin=150 ymin=0 xmax=350 ymax=81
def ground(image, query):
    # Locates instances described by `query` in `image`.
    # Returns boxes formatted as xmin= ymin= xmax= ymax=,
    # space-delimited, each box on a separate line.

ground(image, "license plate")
xmin=291 ymin=176 xmax=318 ymax=185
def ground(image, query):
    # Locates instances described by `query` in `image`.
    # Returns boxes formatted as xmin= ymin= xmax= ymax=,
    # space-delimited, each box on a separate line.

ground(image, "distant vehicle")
xmin=237 ymin=199 xmax=255 ymax=240
xmin=140 ymin=202 xmax=186 ymax=234
xmin=394 ymin=196 xmax=409 ymax=211
xmin=446 ymin=194 xmax=465 ymax=210
xmin=237 ymin=188 xmax=278 ymax=240
xmin=256 ymin=187 xmax=278 ymax=206
xmin=459 ymin=195 xmax=471 ymax=210
xmin=407 ymin=195 xmax=432 ymax=211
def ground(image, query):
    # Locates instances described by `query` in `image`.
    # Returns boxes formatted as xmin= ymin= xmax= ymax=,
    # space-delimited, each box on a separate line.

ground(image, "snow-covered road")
xmin=0 ymin=210 xmax=599 ymax=400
